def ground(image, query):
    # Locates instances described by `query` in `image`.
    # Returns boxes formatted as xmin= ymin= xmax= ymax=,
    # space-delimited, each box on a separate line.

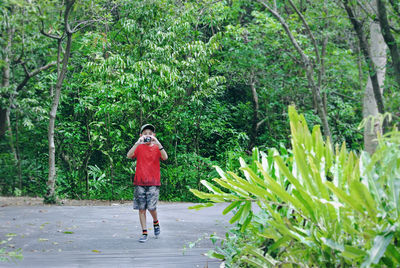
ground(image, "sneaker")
xmin=154 ymin=225 xmax=160 ymax=237
xmin=139 ymin=234 xmax=148 ymax=243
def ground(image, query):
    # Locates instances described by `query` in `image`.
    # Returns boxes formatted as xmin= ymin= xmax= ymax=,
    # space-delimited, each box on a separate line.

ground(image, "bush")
xmin=161 ymin=153 xmax=217 ymax=202
xmin=191 ymin=106 xmax=400 ymax=267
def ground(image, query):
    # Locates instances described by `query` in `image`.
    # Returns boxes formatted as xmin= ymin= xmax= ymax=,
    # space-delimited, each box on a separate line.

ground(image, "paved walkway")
xmin=0 ymin=202 xmax=230 ymax=267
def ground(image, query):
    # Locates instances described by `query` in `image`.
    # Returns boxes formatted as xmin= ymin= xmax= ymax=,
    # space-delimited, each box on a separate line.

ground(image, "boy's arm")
xmin=152 ymin=136 xmax=168 ymax=160
xmin=127 ymin=138 xmax=142 ymax=159
xmin=159 ymin=146 xmax=168 ymax=161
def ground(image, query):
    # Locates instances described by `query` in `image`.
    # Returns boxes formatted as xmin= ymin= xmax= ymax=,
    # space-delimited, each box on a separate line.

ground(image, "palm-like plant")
xmin=191 ymin=106 xmax=400 ymax=267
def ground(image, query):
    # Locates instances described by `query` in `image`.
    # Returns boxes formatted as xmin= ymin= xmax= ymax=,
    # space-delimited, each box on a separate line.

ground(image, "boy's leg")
xmin=134 ymin=186 xmax=148 ymax=242
xmin=147 ymin=186 xmax=160 ymax=237
xmin=139 ymin=209 xmax=147 ymax=230
xmin=149 ymin=209 xmax=158 ymax=222
xmin=138 ymin=209 xmax=148 ymax=242
xmin=149 ymin=209 xmax=160 ymax=237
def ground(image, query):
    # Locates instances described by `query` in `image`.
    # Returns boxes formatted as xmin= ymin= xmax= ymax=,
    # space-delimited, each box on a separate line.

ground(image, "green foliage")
xmin=161 ymin=153 xmax=218 ymax=202
xmin=191 ymin=106 xmax=400 ymax=267
xmin=1 ymin=0 xmax=396 ymax=202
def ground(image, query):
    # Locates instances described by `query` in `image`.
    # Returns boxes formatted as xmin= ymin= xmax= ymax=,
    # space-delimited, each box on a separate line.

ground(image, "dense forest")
xmin=1 ymin=0 xmax=399 ymax=203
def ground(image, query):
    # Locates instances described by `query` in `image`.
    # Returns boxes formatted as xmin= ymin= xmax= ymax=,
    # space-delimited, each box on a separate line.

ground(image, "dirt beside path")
xmin=0 ymin=196 xmax=133 ymax=207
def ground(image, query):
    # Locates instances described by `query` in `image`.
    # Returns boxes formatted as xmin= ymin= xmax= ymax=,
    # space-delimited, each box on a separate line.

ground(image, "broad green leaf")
xmin=292 ymin=188 xmax=316 ymax=221
xmin=189 ymin=189 xmax=226 ymax=202
xmin=311 ymin=125 xmax=324 ymax=164
xmin=325 ymin=136 xmax=333 ymax=172
xmin=259 ymin=168 xmax=306 ymax=213
xmin=241 ymin=257 xmax=267 ymax=268
xmin=243 ymin=245 xmax=280 ymax=266
xmin=342 ymin=245 xmax=366 ymax=260
xmin=320 ymin=237 xmax=344 ymax=252
xmin=362 ymin=232 xmax=394 ymax=267
xmin=188 ymin=203 xmax=214 ymax=210
xmin=273 ymin=156 xmax=302 ymax=190
xmin=239 ymin=157 xmax=251 ymax=182
xmin=213 ymin=178 xmax=250 ymax=198
xmin=222 ymin=200 xmax=241 ymax=215
xmin=325 ymin=181 xmax=364 ymax=214
xmin=214 ymin=165 xmax=229 ymax=181
xmin=338 ymin=142 xmax=347 ymax=187
xmin=350 ymin=180 xmax=378 ymax=222
xmin=308 ymin=157 xmax=329 ymax=199
xmin=205 ymin=250 xmax=225 ymax=260
xmin=268 ymin=235 xmax=290 ymax=252
xmin=240 ymin=211 xmax=253 ymax=232
xmin=200 ymin=179 xmax=224 ymax=194
xmin=240 ymin=166 xmax=267 ymax=186
xmin=251 ymin=147 xmax=260 ymax=173
xmin=239 ymin=201 xmax=251 ymax=225
xmin=224 ymin=172 xmax=276 ymax=201
xmin=386 ymin=244 xmax=400 ymax=263
xmin=229 ymin=202 xmax=245 ymax=224
xmin=293 ymin=144 xmax=318 ymax=196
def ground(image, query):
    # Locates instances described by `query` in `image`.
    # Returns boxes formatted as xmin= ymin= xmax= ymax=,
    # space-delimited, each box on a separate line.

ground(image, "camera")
xmin=143 ymin=136 xmax=152 ymax=143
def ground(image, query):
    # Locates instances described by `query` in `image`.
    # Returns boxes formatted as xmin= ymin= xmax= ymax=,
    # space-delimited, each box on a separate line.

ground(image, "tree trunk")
xmin=45 ymin=0 xmax=75 ymax=203
xmin=248 ymin=74 xmax=259 ymax=151
xmin=6 ymin=106 xmax=18 ymax=185
xmin=46 ymin=33 xmax=73 ymax=203
xmin=1 ymin=25 xmax=14 ymax=137
xmin=306 ymin=66 xmax=332 ymax=140
xmin=363 ymin=20 xmax=387 ymax=154
xmin=0 ymin=109 xmax=6 ymax=137
xmin=377 ymin=0 xmax=400 ymax=88
xmin=15 ymin=111 xmax=22 ymax=190
xmin=343 ymin=0 xmax=385 ymax=116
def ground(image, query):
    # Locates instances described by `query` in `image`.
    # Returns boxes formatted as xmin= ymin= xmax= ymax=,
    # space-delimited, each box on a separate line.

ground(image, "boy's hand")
xmin=151 ymin=136 xmax=162 ymax=147
xmin=135 ymin=137 xmax=145 ymax=144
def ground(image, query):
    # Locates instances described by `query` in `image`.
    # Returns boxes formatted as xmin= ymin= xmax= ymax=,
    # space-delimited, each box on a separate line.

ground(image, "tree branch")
xmin=287 ymin=0 xmax=321 ymax=65
xmin=37 ymin=6 xmax=62 ymax=40
xmin=16 ymin=61 xmax=57 ymax=92
xmin=256 ymin=118 xmax=266 ymax=129
xmin=64 ymin=0 xmax=76 ymax=34
xmin=330 ymin=91 xmax=358 ymax=101
xmin=256 ymin=0 xmax=309 ymax=66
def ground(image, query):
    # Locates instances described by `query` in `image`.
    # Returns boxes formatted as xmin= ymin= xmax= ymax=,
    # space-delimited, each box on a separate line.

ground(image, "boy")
xmin=127 ymin=124 xmax=168 ymax=242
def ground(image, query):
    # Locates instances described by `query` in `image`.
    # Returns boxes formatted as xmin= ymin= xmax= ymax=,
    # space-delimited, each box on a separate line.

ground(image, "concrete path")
xmin=0 ymin=202 xmax=231 ymax=268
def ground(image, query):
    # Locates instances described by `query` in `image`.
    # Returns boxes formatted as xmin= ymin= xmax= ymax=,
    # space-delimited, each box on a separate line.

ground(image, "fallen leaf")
xmin=40 ymin=223 xmax=50 ymax=229
xmin=6 ymin=233 xmax=17 ymax=237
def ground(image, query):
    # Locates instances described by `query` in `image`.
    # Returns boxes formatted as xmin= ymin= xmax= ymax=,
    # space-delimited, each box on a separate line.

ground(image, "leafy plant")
xmin=190 ymin=106 xmax=400 ymax=267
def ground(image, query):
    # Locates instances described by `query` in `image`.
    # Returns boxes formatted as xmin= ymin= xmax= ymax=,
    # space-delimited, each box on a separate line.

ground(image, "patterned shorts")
xmin=133 ymin=186 xmax=160 ymax=211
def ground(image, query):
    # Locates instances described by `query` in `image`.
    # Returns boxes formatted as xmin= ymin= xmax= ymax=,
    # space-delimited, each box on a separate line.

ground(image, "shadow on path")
xmin=0 ymin=202 xmax=230 ymax=268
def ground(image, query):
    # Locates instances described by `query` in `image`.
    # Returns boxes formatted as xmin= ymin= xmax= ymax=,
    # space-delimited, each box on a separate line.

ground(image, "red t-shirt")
xmin=131 ymin=144 xmax=161 ymax=186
